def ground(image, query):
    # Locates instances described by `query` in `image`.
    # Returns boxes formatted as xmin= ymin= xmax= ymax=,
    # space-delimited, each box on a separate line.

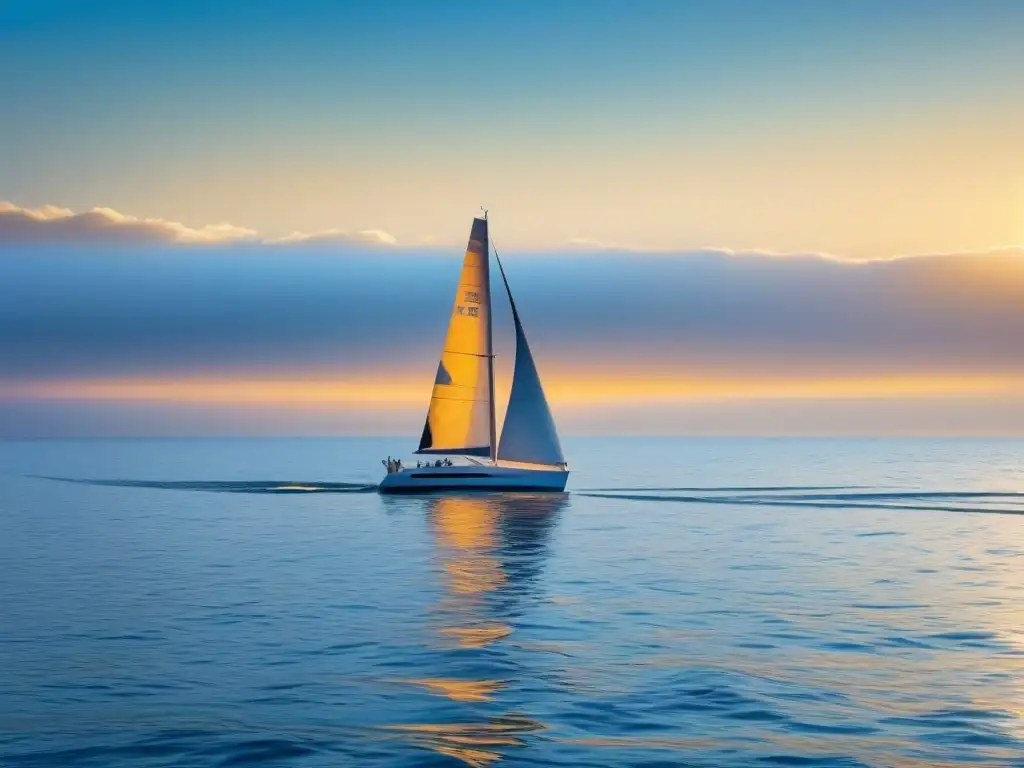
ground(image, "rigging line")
xmin=429 ymin=394 xmax=490 ymax=403
xmin=489 ymin=236 xmax=510 ymax=290
xmin=489 ymin=235 xmax=522 ymax=325
xmin=442 ymin=350 xmax=495 ymax=358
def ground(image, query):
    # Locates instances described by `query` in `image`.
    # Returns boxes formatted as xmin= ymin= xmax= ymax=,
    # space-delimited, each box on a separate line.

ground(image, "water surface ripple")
xmin=2 ymin=437 xmax=1023 ymax=766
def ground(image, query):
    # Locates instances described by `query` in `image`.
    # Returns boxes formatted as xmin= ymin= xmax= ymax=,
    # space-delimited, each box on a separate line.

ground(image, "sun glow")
xmin=3 ymin=373 xmax=1021 ymax=407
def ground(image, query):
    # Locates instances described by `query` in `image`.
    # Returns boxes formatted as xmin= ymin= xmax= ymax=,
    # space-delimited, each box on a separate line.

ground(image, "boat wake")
xmin=30 ymin=475 xmax=1024 ymax=513
xmin=581 ymin=485 xmax=865 ymax=493
xmin=30 ymin=476 xmax=379 ymax=494
xmin=577 ymin=488 xmax=1024 ymax=516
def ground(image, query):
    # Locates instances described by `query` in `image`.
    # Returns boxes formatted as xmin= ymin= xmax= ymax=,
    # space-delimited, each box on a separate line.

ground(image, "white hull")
xmin=379 ymin=463 xmax=568 ymax=494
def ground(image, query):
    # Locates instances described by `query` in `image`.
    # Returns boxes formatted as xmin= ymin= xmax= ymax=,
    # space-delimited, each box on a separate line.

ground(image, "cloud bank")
xmin=3 ymin=202 xmax=1024 ymax=436
xmin=3 ymin=241 xmax=1024 ymax=381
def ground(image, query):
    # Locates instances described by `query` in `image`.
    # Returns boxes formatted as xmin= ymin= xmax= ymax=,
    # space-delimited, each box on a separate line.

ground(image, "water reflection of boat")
xmin=381 ymin=492 xmax=565 ymax=766
xmin=429 ymin=493 xmax=564 ymax=647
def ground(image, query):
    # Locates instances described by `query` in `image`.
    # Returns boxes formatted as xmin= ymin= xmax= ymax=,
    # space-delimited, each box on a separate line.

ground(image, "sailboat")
xmin=378 ymin=214 xmax=569 ymax=493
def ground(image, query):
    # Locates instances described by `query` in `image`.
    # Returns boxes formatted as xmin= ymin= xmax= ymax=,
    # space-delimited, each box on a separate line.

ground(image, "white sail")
xmin=417 ymin=217 xmax=495 ymax=457
xmin=496 ymin=256 xmax=565 ymax=467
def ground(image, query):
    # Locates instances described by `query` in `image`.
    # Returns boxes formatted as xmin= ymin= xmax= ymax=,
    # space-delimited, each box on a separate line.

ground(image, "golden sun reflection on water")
xmin=380 ymin=715 xmax=547 ymax=768
xmin=380 ymin=493 xmax=565 ymax=766
xmin=437 ymin=624 xmax=513 ymax=648
xmin=431 ymin=495 xmax=512 ymax=647
xmin=397 ymin=678 xmax=507 ymax=702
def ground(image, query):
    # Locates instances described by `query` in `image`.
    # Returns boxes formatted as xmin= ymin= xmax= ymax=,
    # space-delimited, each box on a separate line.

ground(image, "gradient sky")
xmin=2 ymin=1 xmax=1024 ymax=436
xmin=3 ymin=0 xmax=1024 ymax=255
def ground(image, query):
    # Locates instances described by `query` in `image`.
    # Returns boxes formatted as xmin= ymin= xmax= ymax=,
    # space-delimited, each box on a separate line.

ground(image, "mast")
xmin=483 ymin=209 xmax=497 ymax=463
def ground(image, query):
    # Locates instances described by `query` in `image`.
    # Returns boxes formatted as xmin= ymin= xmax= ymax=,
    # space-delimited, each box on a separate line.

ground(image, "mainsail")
xmin=416 ymin=217 xmax=495 ymax=456
xmin=495 ymin=255 xmax=566 ymax=467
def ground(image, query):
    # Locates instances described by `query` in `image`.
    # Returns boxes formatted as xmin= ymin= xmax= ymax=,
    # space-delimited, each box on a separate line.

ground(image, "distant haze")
xmin=3 ymin=243 xmax=1024 ymax=437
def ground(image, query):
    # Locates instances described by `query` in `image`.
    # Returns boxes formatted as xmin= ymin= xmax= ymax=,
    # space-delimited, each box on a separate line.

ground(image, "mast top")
xmin=480 ymin=206 xmax=488 ymax=220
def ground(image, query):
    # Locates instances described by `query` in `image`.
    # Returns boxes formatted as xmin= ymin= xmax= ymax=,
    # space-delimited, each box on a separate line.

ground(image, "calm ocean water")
xmin=1 ymin=437 xmax=1023 ymax=767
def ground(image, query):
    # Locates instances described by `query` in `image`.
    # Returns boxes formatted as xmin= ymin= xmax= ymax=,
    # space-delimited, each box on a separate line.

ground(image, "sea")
xmin=1 ymin=437 xmax=1023 ymax=767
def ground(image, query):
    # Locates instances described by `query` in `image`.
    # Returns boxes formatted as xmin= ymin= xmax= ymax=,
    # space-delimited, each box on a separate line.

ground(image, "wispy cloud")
xmin=566 ymin=236 xmax=1024 ymax=264
xmin=268 ymin=228 xmax=398 ymax=246
xmin=566 ymin=235 xmax=853 ymax=260
xmin=0 ymin=202 xmax=399 ymax=248
xmin=565 ymin=237 xmax=633 ymax=252
xmin=0 ymin=202 xmax=259 ymax=245
xmin=3 ymin=201 xmax=1022 ymax=264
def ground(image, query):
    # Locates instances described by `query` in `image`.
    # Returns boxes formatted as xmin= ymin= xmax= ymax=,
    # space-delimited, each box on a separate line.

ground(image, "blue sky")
xmin=3 ymin=0 xmax=1022 ymax=254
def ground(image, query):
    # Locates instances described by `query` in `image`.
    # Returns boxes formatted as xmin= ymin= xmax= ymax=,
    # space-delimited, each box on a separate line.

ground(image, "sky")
xmin=2 ymin=0 xmax=1024 ymax=437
